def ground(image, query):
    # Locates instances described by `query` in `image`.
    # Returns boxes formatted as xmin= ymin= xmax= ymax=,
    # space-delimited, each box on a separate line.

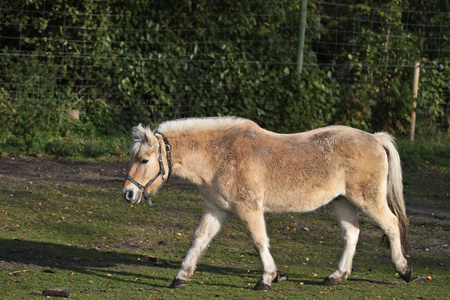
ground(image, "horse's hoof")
xmin=274 ymin=273 xmax=289 ymax=282
xmin=399 ymin=266 xmax=413 ymax=282
xmin=253 ymin=279 xmax=271 ymax=291
xmin=170 ymin=278 xmax=187 ymax=288
xmin=323 ymin=276 xmax=340 ymax=286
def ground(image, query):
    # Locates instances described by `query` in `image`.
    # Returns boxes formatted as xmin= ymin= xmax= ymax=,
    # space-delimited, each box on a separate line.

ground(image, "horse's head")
xmin=122 ymin=124 xmax=171 ymax=205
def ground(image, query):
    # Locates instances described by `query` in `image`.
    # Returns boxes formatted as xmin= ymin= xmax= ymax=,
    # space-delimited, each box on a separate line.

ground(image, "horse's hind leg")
xmin=236 ymin=208 xmax=277 ymax=291
xmin=170 ymin=207 xmax=229 ymax=288
xmin=324 ymin=197 xmax=360 ymax=286
xmin=361 ymin=201 xmax=411 ymax=281
xmin=347 ymin=185 xmax=412 ymax=282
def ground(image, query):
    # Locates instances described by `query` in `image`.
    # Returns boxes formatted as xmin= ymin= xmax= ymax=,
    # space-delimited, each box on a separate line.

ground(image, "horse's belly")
xmin=262 ymin=186 xmax=344 ymax=213
xmin=199 ymin=187 xmax=235 ymax=212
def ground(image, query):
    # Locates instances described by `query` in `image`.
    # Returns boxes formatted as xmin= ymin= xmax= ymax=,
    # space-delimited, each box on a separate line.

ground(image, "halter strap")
xmin=125 ymin=134 xmax=172 ymax=204
xmin=159 ymin=134 xmax=172 ymax=183
xmin=125 ymin=171 xmax=160 ymax=202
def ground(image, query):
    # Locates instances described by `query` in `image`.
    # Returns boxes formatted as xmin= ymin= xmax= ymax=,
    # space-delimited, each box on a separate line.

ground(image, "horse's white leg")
xmin=170 ymin=207 xmax=229 ymax=288
xmin=236 ymin=209 xmax=277 ymax=291
xmin=324 ymin=197 xmax=360 ymax=286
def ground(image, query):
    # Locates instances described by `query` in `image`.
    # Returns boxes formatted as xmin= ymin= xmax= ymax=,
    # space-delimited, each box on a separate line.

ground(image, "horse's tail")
xmin=374 ymin=132 xmax=410 ymax=253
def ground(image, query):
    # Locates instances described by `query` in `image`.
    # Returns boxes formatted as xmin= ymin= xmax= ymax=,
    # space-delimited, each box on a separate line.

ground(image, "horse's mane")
xmin=130 ymin=117 xmax=252 ymax=158
xmin=155 ymin=116 xmax=252 ymax=136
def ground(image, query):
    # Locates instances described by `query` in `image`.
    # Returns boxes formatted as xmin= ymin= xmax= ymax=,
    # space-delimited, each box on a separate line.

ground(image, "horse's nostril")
xmin=126 ymin=190 xmax=133 ymax=200
xmin=123 ymin=189 xmax=134 ymax=202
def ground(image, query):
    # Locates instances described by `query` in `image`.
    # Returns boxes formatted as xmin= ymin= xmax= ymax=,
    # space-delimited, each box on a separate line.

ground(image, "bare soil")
xmin=0 ymin=156 xmax=129 ymax=188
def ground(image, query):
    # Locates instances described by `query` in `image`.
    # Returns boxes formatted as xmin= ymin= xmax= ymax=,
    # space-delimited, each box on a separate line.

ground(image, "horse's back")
xmin=234 ymin=125 xmax=388 ymax=213
xmin=247 ymin=125 xmax=384 ymax=162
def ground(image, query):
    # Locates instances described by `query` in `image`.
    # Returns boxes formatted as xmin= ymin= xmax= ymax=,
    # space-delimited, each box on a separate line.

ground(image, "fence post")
xmin=409 ymin=62 xmax=420 ymax=142
xmin=296 ymin=0 xmax=308 ymax=78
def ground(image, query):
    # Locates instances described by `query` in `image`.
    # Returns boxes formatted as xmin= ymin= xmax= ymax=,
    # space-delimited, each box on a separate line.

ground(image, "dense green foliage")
xmin=0 ymin=0 xmax=448 ymax=154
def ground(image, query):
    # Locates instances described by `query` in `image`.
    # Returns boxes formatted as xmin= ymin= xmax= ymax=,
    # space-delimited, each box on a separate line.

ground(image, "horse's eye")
xmin=141 ymin=159 xmax=149 ymax=164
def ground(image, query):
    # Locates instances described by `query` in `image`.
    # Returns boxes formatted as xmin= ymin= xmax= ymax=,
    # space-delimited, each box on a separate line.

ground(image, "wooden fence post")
xmin=409 ymin=62 xmax=420 ymax=142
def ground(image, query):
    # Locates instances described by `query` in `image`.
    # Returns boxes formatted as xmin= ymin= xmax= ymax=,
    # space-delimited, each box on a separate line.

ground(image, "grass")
xmin=0 ymin=138 xmax=449 ymax=299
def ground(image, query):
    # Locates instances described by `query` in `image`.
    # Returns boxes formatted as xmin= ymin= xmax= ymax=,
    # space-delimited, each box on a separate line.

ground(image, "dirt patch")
xmin=0 ymin=156 xmax=129 ymax=188
xmin=407 ymin=204 xmax=449 ymax=227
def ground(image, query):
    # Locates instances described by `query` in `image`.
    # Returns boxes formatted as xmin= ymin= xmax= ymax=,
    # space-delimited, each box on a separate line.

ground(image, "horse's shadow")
xmin=1 ymin=238 xmax=395 ymax=289
xmin=0 ymin=238 xmax=246 ymax=288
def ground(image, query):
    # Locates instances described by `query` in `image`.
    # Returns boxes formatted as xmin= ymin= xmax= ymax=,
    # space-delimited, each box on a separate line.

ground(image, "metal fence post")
xmin=296 ymin=0 xmax=308 ymax=78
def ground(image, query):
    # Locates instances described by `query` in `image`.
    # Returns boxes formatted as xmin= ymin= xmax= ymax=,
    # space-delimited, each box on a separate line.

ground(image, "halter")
xmin=125 ymin=134 xmax=172 ymax=205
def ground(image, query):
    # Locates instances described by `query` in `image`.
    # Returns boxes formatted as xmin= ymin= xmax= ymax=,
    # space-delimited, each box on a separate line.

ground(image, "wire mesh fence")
xmin=0 ymin=0 xmax=448 ymax=137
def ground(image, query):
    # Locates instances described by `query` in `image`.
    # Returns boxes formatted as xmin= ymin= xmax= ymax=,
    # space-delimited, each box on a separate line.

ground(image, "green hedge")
xmin=0 ymin=0 xmax=447 ymax=154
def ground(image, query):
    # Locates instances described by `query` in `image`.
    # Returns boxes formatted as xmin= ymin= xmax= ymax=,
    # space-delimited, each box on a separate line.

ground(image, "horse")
xmin=122 ymin=116 xmax=412 ymax=291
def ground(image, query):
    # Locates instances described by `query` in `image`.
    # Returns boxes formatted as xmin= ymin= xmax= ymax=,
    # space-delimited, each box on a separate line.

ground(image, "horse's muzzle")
xmin=122 ymin=187 xmax=153 ymax=205
xmin=122 ymin=187 xmax=142 ymax=204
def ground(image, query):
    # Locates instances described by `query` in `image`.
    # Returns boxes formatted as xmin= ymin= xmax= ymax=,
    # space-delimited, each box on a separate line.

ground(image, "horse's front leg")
xmin=170 ymin=207 xmax=229 ymax=288
xmin=236 ymin=208 xmax=277 ymax=291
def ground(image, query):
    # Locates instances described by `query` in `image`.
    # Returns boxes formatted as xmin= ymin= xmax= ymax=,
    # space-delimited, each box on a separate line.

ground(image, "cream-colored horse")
xmin=122 ymin=116 xmax=412 ymax=290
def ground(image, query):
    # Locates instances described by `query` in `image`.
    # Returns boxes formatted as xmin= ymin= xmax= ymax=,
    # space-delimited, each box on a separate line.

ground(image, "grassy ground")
xmin=0 ymin=139 xmax=448 ymax=299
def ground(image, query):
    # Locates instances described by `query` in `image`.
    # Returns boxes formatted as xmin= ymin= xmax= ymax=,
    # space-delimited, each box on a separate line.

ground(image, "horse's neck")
xmin=168 ymin=135 xmax=215 ymax=186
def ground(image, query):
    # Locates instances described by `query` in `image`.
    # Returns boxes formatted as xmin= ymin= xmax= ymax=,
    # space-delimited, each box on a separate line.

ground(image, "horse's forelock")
xmin=130 ymin=124 xmax=153 ymax=158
